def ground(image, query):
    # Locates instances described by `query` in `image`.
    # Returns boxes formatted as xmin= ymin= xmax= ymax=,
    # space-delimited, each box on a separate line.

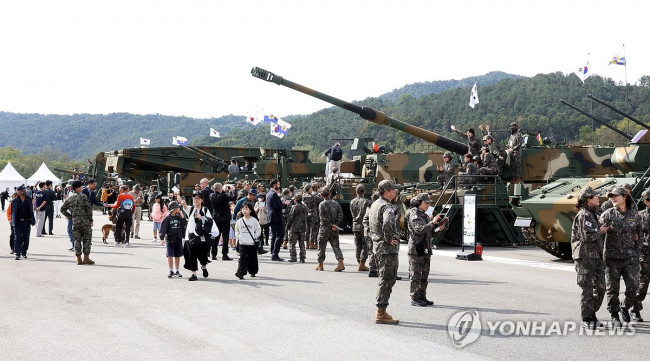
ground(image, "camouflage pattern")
xmin=458 ymin=162 xmax=479 ymax=184
xmin=600 ymin=207 xmax=642 ymax=259
xmin=303 ymin=192 xmax=322 ymax=246
xmin=452 ymin=129 xmax=481 ymax=156
xmin=362 ymin=207 xmax=377 ymax=273
xmin=375 ymin=252 xmax=399 ymax=309
xmin=287 ymin=202 xmax=308 ymax=261
xmin=317 ymin=199 xmax=344 ymax=262
xmin=60 ymin=191 xmax=93 ymax=256
xmin=605 ymin=257 xmax=640 ymax=314
xmin=350 ymin=195 xmax=372 ymax=262
xmin=407 ymin=207 xmax=434 ymax=301
xmin=634 ymin=209 xmax=650 ymax=311
xmin=635 ymin=260 xmax=650 ymax=312
xmin=478 ymin=152 xmax=499 ymax=175
xmin=575 ymin=258 xmax=606 ymax=319
xmin=409 ymin=254 xmax=431 ymax=301
xmin=369 ymin=197 xmax=400 ymax=255
xmin=507 ymin=130 xmax=524 ymax=177
xmin=325 ymin=172 xmax=341 ymax=196
xmin=436 ymin=161 xmax=455 ymax=186
xmin=570 ymin=207 xmax=604 ymax=260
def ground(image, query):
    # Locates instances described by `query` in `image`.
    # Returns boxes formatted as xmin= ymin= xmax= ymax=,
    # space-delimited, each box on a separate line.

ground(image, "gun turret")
xmin=251 ymin=67 xmax=469 ymax=155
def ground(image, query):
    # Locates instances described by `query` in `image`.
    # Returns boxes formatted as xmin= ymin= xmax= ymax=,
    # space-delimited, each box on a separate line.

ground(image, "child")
xmin=234 ymin=203 xmax=261 ymax=279
xmin=151 ymin=195 xmax=168 ymax=244
xmin=159 ymin=201 xmax=187 ymax=278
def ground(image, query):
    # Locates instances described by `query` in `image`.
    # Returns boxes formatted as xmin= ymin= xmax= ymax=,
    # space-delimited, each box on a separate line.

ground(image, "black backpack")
xmin=330 ymin=147 xmax=343 ymax=161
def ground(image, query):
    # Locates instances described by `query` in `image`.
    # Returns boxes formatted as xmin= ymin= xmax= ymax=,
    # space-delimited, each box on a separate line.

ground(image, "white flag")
xmin=576 ymin=58 xmax=591 ymax=83
xmin=210 ymin=128 xmax=220 ymax=138
xmin=469 ymin=82 xmax=479 ymax=108
xmin=140 ymin=137 xmax=150 ymax=146
xmin=172 ymin=136 xmax=188 ymax=146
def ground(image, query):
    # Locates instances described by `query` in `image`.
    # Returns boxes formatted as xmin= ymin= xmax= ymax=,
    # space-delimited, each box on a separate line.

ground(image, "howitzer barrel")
xmin=560 ymin=99 xmax=633 ymax=140
xmin=251 ymin=67 xmax=469 ymax=155
xmin=586 ymin=94 xmax=650 ymax=130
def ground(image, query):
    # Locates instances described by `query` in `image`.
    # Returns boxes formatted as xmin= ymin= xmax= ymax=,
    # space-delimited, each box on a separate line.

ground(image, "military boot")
xmin=630 ymin=310 xmax=643 ymax=322
xmin=282 ymin=241 xmax=288 ymax=249
xmin=82 ymin=253 xmax=95 ymax=265
xmin=591 ymin=312 xmax=604 ymax=327
xmin=358 ymin=260 xmax=369 ymax=272
xmin=314 ymin=262 xmax=324 ymax=271
xmin=611 ymin=313 xmax=622 ymax=327
xmin=334 ymin=259 xmax=345 ymax=272
xmin=375 ymin=308 xmax=399 ymax=325
xmin=309 ymin=241 xmax=317 ymax=249
xmin=368 ymin=270 xmax=378 ymax=277
xmin=76 ymin=255 xmax=83 ymax=265
xmin=581 ymin=317 xmax=596 ymax=330
xmin=621 ymin=307 xmax=631 ymax=323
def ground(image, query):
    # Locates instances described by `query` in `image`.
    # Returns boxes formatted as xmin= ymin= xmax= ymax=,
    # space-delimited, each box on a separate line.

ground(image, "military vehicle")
xmin=512 ymin=97 xmax=650 ymax=259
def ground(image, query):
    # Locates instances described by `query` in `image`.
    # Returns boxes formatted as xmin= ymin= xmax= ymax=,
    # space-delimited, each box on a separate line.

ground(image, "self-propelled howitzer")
xmin=250 ymin=67 xmax=469 ymax=155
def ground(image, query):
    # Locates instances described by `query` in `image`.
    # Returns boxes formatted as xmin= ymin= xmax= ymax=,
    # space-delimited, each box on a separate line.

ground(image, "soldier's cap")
xmin=472 ymin=155 xmax=481 ymax=161
xmin=192 ymin=191 xmax=203 ymax=199
xmin=415 ymin=193 xmax=432 ymax=203
xmin=248 ymin=188 xmax=258 ymax=196
xmin=377 ymin=179 xmax=400 ymax=192
xmin=510 ymin=122 xmax=518 ymax=127
xmin=168 ymin=201 xmax=180 ymax=211
xmin=282 ymin=188 xmax=290 ymax=195
xmin=607 ymin=187 xmax=626 ymax=198
xmin=482 ymin=135 xmax=493 ymax=141
xmin=443 ymin=152 xmax=452 ymax=158
xmin=642 ymin=189 xmax=650 ymax=201
xmin=72 ymin=180 xmax=83 ymax=189
xmin=17 ymin=185 xmax=26 ymax=191
xmin=293 ymin=194 xmax=302 ymax=202
xmin=355 ymin=184 xmax=366 ymax=192
xmin=622 ymin=183 xmax=632 ymax=191
xmin=578 ymin=186 xmax=597 ymax=202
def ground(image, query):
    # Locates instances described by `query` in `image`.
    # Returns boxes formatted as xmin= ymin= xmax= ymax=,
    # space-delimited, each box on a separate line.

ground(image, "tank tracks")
xmin=520 ymin=224 xmax=572 ymax=260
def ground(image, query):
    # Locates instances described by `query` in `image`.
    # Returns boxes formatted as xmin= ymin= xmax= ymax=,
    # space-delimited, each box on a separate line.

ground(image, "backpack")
xmin=330 ymin=147 xmax=343 ymax=161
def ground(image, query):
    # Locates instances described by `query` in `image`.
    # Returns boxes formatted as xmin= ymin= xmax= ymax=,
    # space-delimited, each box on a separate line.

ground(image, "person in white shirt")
xmin=234 ymin=203 xmax=261 ymax=279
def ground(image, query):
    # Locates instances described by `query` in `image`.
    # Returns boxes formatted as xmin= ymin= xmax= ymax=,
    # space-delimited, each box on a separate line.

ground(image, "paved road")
xmin=1 ymin=211 xmax=647 ymax=360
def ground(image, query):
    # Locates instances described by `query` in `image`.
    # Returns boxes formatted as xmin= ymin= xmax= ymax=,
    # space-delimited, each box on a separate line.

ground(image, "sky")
xmin=0 ymin=0 xmax=648 ymax=119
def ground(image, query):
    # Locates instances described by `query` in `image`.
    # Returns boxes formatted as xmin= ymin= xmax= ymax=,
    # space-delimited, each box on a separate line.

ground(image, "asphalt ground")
xmin=1 ymin=210 xmax=648 ymax=361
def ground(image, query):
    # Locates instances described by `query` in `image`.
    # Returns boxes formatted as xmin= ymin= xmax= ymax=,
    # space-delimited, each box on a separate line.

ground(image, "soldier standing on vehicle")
xmin=350 ymin=184 xmax=372 ymax=272
xmin=599 ymin=187 xmax=643 ymax=326
xmin=369 ymin=179 xmax=401 ymax=324
xmin=631 ymin=190 xmax=650 ymax=322
xmin=451 ymin=126 xmax=481 ymax=157
xmin=436 ymin=153 xmax=455 ymax=187
xmin=506 ymin=122 xmax=524 ymax=183
xmin=323 ymin=142 xmax=343 ymax=176
xmin=286 ymin=194 xmax=308 ymax=263
xmin=60 ymin=181 xmax=95 ymax=265
xmin=571 ymin=186 xmax=608 ymax=329
xmin=314 ymin=190 xmax=344 ymax=272
xmin=302 ymin=184 xmax=322 ymax=250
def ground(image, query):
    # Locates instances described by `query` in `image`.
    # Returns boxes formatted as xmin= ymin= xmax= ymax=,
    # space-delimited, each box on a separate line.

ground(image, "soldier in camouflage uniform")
xmin=407 ymin=193 xmax=445 ymax=307
xmin=60 ymin=180 xmax=95 ymax=265
xmin=599 ymin=187 xmax=643 ymax=325
xmin=451 ymin=125 xmax=481 ymax=156
xmin=506 ymin=122 xmax=524 ymax=183
xmin=325 ymin=166 xmax=341 ymax=198
xmin=601 ymin=184 xmax=638 ymax=213
xmin=302 ymin=184 xmax=322 ymax=250
xmin=571 ymin=186 xmax=608 ymax=329
xmin=349 ymin=184 xmax=372 ymax=272
xmin=478 ymin=146 xmax=499 ymax=179
xmin=286 ymin=194 xmax=309 ymax=263
xmin=369 ymin=179 xmax=401 ymax=324
xmin=631 ymin=190 xmax=650 ymax=322
xmin=314 ymin=190 xmax=345 ymax=272
xmin=281 ymin=188 xmax=292 ymax=249
xmin=362 ymin=191 xmax=381 ymax=277
xmin=458 ymin=154 xmax=479 ymax=186
xmin=436 ymin=152 xmax=455 ymax=187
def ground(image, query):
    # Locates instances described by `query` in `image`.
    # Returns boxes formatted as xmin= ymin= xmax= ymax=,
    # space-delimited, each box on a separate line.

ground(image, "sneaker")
xmin=235 ymin=272 xmax=244 ymax=280
xmin=621 ymin=307 xmax=631 ymax=323
xmin=630 ymin=310 xmax=644 ymax=322
xmin=271 ymin=256 xmax=285 ymax=262
xmin=68 ymin=247 xmax=74 ymax=252
xmin=10 ymin=250 xmax=15 ymax=254
xmin=611 ymin=314 xmax=622 ymax=327
xmin=211 ymin=256 xmax=217 ymax=260
xmin=15 ymin=256 xmax=20 ymax=260
xmin=258 ymin=249 xmax=269 ymax=255
xmin=222 ymin=255 xmax=233 ymax=261
xmin=125 ymin=242 xmax=130 ymax=247
xmin=188 ymin=274 xmax=198 ymax=281
xmin=21 ymin=254 xmax=26 ymax=259
xmin=152 ymin=239 xmax=158 ymax=243
xmin=411 ymin=299 xmax=428 ymax=307
xmin=202 ymin=268 xmax=209 ymax=278
xmin=250 ymin=274 xmax=256 ymax=277
xmin=134 ymin=235 xmax=140 ymax=239
xmin=168 ymin=271 xmax=174 ymax=278
xmin=174 ymin=271 xmax=182 ymax=278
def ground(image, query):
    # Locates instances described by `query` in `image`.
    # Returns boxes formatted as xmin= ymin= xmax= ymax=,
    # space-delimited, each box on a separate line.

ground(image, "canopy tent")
xmin=26 ymin=162 xmax=62 ymax=185
xmin=0 ymin=162 xmax=26 ymax=195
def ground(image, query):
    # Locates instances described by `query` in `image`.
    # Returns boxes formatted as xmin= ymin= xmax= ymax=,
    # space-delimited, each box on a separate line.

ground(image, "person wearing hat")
xmin=436 ymin=152 xmax=456 ymax=187
xmin=407 ymin=193 xmax=445 ymax=307
xmin=159 ymin=201 xmax=187 ymax=278
xmin=350 ymin=184 xmax=372 ymax=271
xmin=280 ymin=187 xmax=293 ymax=250
xmin=631 ymin=189 xmax=650 ymax=322
xmin=286 ymin=193 xmax=309 ymax=263
xmin=302 ymin=184 xmax=323 ymax=250
xmin=451 ymin=125 xmax=481 ymax=157
xmin=481 ymin=126 xmax=506 ymax=169
xmin=369 ymin=179 xmax=401 ymax=324
xmin=506 ymin=122 xmax=524 ymax=183
xmin=599 ymin=186 xmax=643 ymax=325
xmin=571 ymin=186 xmax=609 ymax=329
xmin=128 ymin=184 xmax=145 ymax=239
xmin=60 ymin=181 xmax=95 ymax=265
xmin=362 ymin=192 xmax=380 ymax=277
xmin=600 ymin=184 xmax=638 ymax=213
xmin=151 ymin=194 xmax=168 ymax=244
xmin=11 ymin=185 xmax=36 ymax=260
xmin=315 ymin=190 xmax=345 ymax=271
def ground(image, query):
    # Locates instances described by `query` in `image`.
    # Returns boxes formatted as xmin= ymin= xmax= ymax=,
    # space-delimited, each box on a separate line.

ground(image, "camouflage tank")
xmin=512 ymin=97 xmax=650 ymax=259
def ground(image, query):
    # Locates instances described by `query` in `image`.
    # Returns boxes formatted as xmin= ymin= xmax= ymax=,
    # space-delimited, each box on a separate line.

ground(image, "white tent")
xmin=26 ymin=162 xmax=62 ymax=185
xmin=0 ymin=162 xmax=26 ymax=195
